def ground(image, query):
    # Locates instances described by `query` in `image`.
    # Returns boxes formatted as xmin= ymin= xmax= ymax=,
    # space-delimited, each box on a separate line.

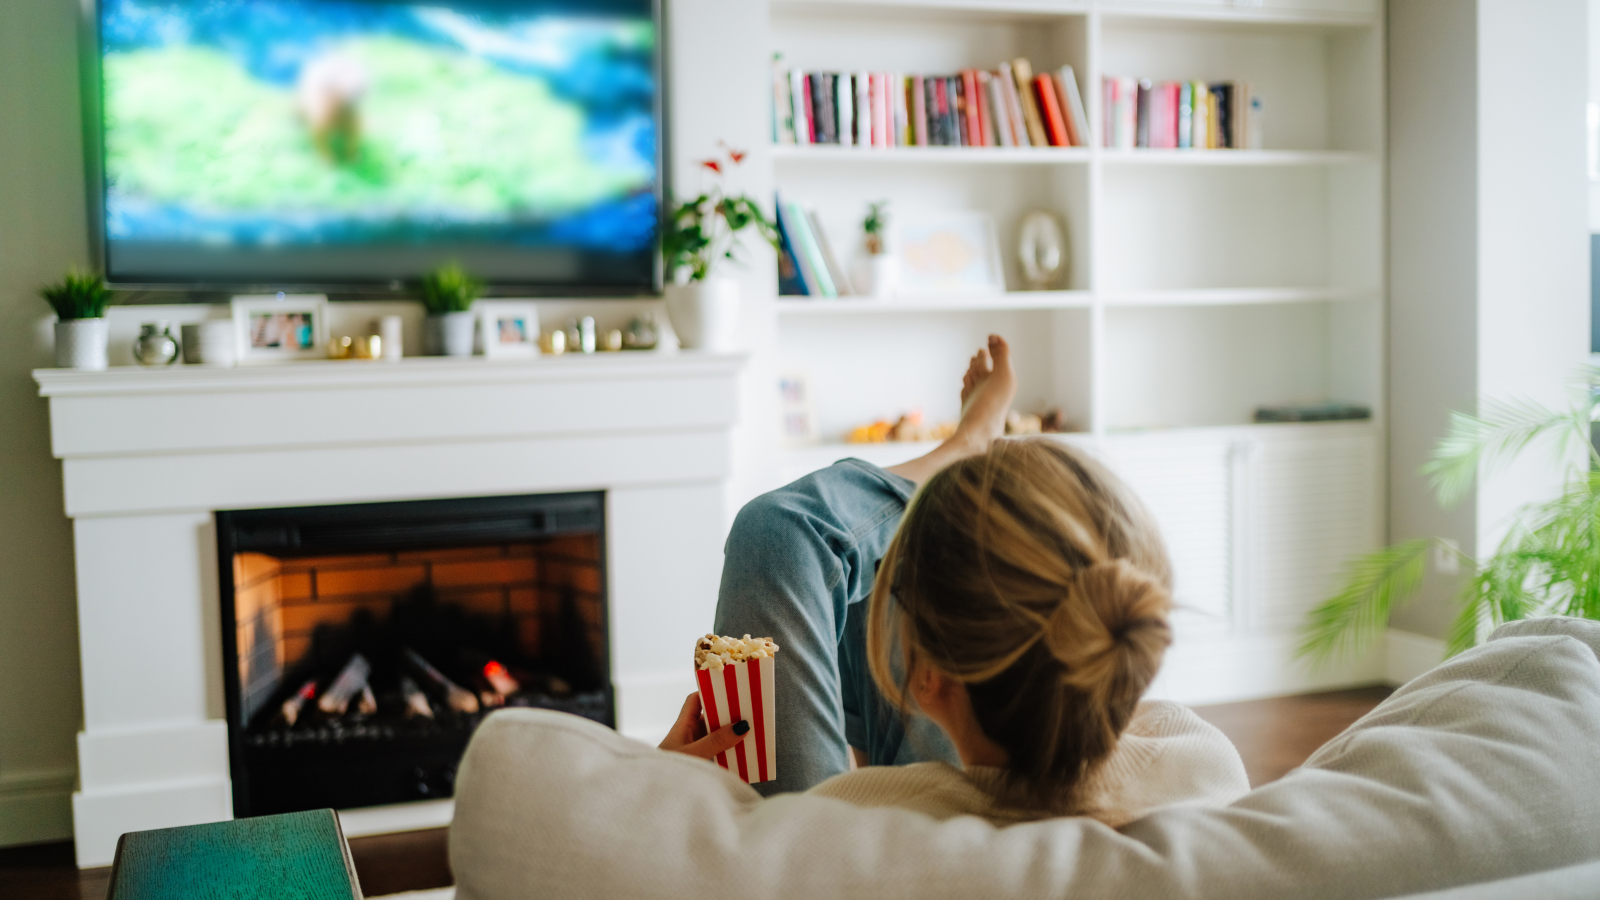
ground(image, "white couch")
xmin=448 ymin=617 xmax=1600 ymax=899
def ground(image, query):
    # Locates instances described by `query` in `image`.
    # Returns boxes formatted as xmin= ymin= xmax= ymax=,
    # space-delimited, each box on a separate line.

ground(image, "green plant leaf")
xmin=1422 ymin=396 xmax=1584 ymax=509
xmin=416 ymin=262 xmax=482 ymax=314
xmin=39 ymin=269 xmax=112 ymax=320
xmin=1296 ymin=538 xmax=1434 ymax=664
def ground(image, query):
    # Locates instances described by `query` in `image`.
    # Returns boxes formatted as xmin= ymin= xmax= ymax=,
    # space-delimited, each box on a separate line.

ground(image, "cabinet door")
xmin=1248 ymin=427 xmax=1382 ymax=634
xmin=1101 ymin=434 xmax=1235 ymax=633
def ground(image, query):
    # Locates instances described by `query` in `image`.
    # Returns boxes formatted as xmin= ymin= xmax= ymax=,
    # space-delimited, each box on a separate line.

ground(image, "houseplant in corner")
xmin=660 ymin=145 xmax=779 ymax=351
xmin=41 ymin=269 xmax=113 ymax=370
xmin=1298 ymin=374 xmax=1600 ymax=663
xmin=419 ymin=263 xmax=482 ymax=358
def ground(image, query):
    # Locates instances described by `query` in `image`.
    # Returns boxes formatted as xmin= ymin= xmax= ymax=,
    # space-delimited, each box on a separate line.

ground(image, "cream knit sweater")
xmin=807 ymin=700 xmax=1250 ymax=827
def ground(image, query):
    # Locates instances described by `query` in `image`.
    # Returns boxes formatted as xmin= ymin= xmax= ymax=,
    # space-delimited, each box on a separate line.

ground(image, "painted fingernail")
xmin=733 ymin=720 xmax=750 ymax=735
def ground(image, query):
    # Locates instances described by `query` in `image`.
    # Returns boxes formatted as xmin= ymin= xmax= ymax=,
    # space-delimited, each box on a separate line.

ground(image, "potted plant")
xmin=418 ymin=263 xmax=482 ymax=358
xmin=660 ymin=145 xmax=778 ymax=351
xmin=854 ymin=200 xmax=898 ymax=298
xmin=41 ymin=269 xmax=113 ymax=370
xmin=1298 ymin=375 xmax=1600 ymax=663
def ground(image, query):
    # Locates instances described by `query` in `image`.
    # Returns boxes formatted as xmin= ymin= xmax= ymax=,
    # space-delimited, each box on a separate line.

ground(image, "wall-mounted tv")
xmin=90 ymin=0 xmax=661 ymax=294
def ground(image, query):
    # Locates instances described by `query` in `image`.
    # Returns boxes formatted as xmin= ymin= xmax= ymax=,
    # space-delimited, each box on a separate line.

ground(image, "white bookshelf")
xmin=763 ymin=0 xmax=1385 ymax=698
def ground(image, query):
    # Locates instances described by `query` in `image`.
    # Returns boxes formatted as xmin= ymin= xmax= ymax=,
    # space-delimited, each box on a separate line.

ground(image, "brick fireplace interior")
xmin=217 ymin=492 xmax=610 ymax=817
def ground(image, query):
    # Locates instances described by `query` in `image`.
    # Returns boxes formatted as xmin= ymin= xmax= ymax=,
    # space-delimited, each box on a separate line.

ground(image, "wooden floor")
xmin=0 ymin=686 xmax=1391 ymax=899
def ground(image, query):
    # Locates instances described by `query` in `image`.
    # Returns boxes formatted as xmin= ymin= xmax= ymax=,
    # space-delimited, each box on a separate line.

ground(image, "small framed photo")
xmin=478 ymin=301 xmax=541 ymax=360
xmin=231 ymin=294 xmax=328 ymax=364
xmin=778 ymin=371 xmax=818 ymax=447
xmin=892 ymin=211 xmax=1005 ymax=295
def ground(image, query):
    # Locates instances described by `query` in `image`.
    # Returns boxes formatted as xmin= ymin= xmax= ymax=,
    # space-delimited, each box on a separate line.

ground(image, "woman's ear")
xmin=910 ymin=664 xmax=957 ymax=720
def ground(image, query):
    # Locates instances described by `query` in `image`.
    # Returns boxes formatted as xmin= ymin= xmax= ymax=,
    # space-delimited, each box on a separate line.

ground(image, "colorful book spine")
xmin=792 ymin=70 xmax=812 ymax=145
xmin=987 ymin=72 xmax=1013 ymax=147
xmin=1177 ymin=81 xmax=1193 ymax=149
xmin=875 ymin=73 xmax=891 ymax=147
xmin=774 ymin=195 xmax=819 ymax=296
xmin=998 ymin=62 xmax=1029 ymax=147
xmin=1010 ymin=58 xmax=1049 ymax=147
xmin=855 ymin=71 xmax=871 ymax=146
xmin=1058 ymin=65 xmax=1089 ymax=147
xmin=782 ymin=198 xmax=835 ymax=297
xmin=836 ymin=73 xmax=854 ymax=147
xmin=912 ymin=75 xmax=928 ymax=147
xmin=1134 ymin=79 xmax=1151 ymax=148
xmin=894 ymin=74 xmax=910 ymax=146
xmin=961 ymin=70 xmax=982 ymax=148
xmin=772 ymin=56 xmax=795 ymax=144
xmin=1034 ymin=74 xmax=1069 ymax=147
xmin=1191 ymin=80 xmax=1209 ymax=149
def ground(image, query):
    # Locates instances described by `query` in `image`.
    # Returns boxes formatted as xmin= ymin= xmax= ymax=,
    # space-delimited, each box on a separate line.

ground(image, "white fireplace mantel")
xmin=35 ymin=351 xmax=746 ymax=866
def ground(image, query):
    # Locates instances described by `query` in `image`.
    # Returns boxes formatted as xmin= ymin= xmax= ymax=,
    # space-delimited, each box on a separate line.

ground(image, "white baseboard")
xmin=0 ymin=768 xmax=75 ymax=847
xmin=1385 ymin=629 xmax=1448 ymax=687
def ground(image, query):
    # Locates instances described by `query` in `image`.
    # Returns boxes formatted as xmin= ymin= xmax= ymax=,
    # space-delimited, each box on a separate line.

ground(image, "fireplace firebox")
xmin=216 ymin=492 xmax=610 ymax=817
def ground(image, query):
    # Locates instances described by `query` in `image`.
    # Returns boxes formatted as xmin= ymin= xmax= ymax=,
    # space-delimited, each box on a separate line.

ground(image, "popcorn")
xmin=695 ymin=633 xmax=779 ymax=670
xmin=693 ymin=632 xmax=778 ymax=784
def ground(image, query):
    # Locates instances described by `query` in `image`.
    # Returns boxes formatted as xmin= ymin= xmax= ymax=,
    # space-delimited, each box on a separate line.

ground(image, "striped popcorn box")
xmin=694 ymin=655 xmax=777 ymax=784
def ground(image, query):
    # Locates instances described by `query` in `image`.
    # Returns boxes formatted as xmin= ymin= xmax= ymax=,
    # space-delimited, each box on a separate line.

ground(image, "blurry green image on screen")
xmin=98 ymin=0 xmax=658 ymax=288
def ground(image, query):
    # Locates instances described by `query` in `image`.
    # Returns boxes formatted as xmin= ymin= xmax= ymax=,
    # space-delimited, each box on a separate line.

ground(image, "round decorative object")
xmin=133 ymin=321 xmax=180 ymax=366
xmin=664 ymin=278 xmax=739 ymax=351
xmin=1017 ymin=211 xmax=1069 ymax=290
xmin=622 ymin=313 xmax=659 ymax=350
xmin=54 ymin=318 xmax=109 ymax=370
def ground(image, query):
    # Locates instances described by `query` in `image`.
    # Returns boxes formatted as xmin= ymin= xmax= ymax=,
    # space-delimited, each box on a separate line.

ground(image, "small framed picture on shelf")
xmin=231 ymin=294 xmax=328 ymax=364
xmin=478 ymin=301 xmax=541 ymax=360
xmin=778 ymin=371 xmax=819 ymax=448
xmin=892 ymin=211 xmax=1005 ymax=295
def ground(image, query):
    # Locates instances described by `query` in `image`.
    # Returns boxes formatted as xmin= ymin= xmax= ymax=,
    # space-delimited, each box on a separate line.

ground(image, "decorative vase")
xmin=431 ymin=311 xmax=476 ymax=357
xmin=54 ymin=318 xmax=109 ymax=370
xmin=133 ymin=321 xmax=180 ymax=366
xmin=664 ymin=278 xmax=739 ymax=351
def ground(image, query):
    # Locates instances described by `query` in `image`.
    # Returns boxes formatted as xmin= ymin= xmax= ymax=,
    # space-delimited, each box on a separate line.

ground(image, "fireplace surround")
xmin=34 ymin=352 xmax=745 ymax=865
xmin=218 ymin=491 xmax=610 ymax=817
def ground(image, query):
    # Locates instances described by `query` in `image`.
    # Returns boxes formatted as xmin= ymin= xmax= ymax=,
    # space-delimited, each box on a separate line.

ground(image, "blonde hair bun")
xmin=1047 ymin=559 xmax=1172 ymax=705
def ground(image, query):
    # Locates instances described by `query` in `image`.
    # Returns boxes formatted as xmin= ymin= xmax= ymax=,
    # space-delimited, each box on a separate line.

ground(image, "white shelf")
xmin=1101 ymin=149 xmax=1374 ymax=166
xmin=776 ymin=291 xmax=1091 ymax=314
xmin=772 ymin=145 xmax=1090 ymax=165
xmin=1102 ymin=286 xmax=1376 ymax=307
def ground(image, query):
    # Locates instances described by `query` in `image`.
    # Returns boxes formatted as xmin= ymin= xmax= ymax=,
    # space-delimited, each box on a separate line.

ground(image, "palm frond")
xmin=1297 ymin=539 xmax=1433 ymax=664
xmin=1422 ymin=396 xmax=1581 ymax=509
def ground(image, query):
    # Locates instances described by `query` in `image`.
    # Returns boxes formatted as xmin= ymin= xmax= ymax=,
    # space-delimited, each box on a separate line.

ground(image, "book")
xmin=1191 ymin=80 xmax=1209 ymax=150
xmin=1034 ymin=74 xmax=1069 ymax=147
xmin=807 ymin=73 xmax=826 ymax=143
xmin=791 ymin=69 xmax=812 ymax=145
xmin=775 ymin=196 xmax=820 ymax=296
xmin=106 ymin=809 xmax=359 ymax=900
xmin=1148 ymin=82 xmax=1180 ymax=149
xmin=1010 ymin=58 xmax=1049 ymax=147
xmin=1211 ymin=82 xmax=1233 ymax=149
xmin=775 ymin=215 xmax=809 ymax=296
xmin=883 ymin=72 xmax=896 ymax=147
xmin=987 ymin=71 xmax=1014 ymax=147
xmin=1134 ymin=79 xmax=1152 ymax=148
xmin=1233 ymin=81 xmax=1252 ymax=150
xmin=837 ymin=73 xmax=854 ymax=147
xmin=896 ymin=74 xmax=911 ymax=145
xmin=1049 ymin=74 xmax=1077 ymax=147
xmin=962 ymin=70 xmax=983 ymax=148
xmin=772 ymin=56 xmax=795 ymax=144
xmin=1177 ymin=81 xmax=1193 ymax=149
xmin=782 ymin=197 xmax=835 ymax=297
xmin=1206 ymin=87 xmax=1220 ymax=148
xmin=1116 ymin=77 xmax=1138 ymax=149
xmin=807 ymin=209 xmax=854 ymax=295
xmin=933 ymin=77 xmax=949 ymax=145
xmin=954 ymin=75 xmax=969 ymax=146
xmin=976 ymin=70 xmax=997 ymax=146
xmin=1057 ymin=65 xmax=1090 ymax=148
xmin=998 ymin=62 xmax=1029 ymax=147
xmin=912 ymin=75 xmax=928 ymax=146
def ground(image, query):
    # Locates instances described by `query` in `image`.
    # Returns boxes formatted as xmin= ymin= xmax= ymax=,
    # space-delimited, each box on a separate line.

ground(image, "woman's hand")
xmin=658 ymin=692 xmax=750 ymax=760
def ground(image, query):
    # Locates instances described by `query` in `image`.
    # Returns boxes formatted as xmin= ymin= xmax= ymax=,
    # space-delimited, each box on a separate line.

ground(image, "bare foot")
xmin=886 ymin=335 xmax=1017 ymax=485
xmin=953 ymin=335 xmax=1016 ymax=455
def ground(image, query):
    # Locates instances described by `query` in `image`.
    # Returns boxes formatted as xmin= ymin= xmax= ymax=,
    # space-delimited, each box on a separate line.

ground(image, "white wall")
xmin=1387 ymin=0 xmax=1590 ymax=639
xmin=0 ymin=0 xmax=88 ymax=846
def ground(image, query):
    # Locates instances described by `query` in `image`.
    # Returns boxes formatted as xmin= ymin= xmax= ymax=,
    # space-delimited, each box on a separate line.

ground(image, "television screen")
xmin=95 ymin=0 xmax=660 ymax=292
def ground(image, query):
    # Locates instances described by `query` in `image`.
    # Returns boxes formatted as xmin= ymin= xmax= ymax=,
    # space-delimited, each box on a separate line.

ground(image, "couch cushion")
xmin=449 ymin=618 xmax=1600 ymax=900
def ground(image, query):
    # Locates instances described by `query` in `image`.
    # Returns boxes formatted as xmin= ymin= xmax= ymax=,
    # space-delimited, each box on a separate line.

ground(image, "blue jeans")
xmin=713 ymin=459 xmax=959 ymax=796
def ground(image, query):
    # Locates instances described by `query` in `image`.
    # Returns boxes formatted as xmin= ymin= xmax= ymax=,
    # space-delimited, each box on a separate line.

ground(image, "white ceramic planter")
xmin=852 ymin=254 xmax=900 ymax=298
xmin=664 ymin=278 xmax=739 ymax=351
xmin=55 ymin=318 xmax=109 ymax=370
xmin=431 ymin=311 xmax=477 ymax=357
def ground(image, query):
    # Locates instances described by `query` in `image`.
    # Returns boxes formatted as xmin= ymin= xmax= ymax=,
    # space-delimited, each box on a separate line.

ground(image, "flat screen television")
xmin=89 ymin=0 xmax=662 ymax=294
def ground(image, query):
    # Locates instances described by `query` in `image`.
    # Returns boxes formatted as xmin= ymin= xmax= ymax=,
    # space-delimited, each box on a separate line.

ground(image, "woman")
xmin=660 ymin=337 xmax=1247 ymax=824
